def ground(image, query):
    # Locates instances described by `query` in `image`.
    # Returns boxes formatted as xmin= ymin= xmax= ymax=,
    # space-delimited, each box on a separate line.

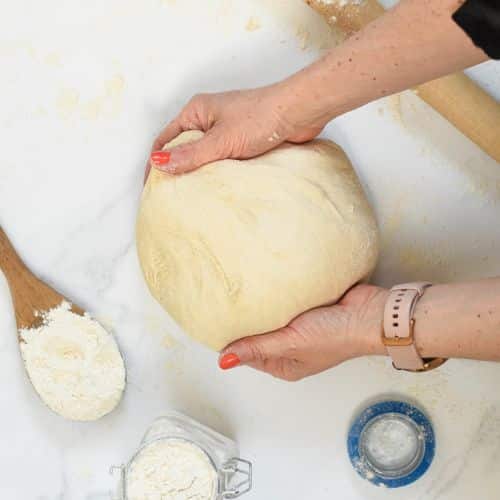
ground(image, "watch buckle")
xmin=382 ymin=319 xmax=415 ymax=347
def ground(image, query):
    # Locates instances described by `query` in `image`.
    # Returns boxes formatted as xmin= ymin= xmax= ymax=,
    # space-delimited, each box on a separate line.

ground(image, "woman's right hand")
xmin=145 ymin=83 xmax=330 ymax=180
xmin=218 ymin=284 xmax=389 ymax=381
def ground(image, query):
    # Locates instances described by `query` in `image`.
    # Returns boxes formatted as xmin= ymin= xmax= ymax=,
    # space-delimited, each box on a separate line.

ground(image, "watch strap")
xmin=383 ymin=282 xmax=431 ymax=371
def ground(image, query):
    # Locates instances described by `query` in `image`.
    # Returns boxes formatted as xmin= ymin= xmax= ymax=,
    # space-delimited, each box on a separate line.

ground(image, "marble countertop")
xmin=1 ymin=1 xmax=500 ymax=499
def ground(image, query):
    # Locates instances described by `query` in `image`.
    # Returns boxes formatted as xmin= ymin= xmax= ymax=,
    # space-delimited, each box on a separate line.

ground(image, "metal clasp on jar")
xmin=219 ymin=458 xmax=252 ymax=499
xmin=110 ymin=459 xmax=252 ymax=500
xmin=109 ymin=465 xmax=126 ymax=500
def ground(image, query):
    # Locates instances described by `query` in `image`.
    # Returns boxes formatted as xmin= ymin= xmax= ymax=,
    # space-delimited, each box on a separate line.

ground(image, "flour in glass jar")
xmin=126 ymin=439 xmax=217 ymax=500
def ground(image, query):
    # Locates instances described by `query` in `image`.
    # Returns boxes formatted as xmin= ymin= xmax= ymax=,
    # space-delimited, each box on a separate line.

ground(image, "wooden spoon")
xmin=0 ymin=225 xmax=126 ymax=421
xmin=0 ymin=225 xmax=84 ymax=331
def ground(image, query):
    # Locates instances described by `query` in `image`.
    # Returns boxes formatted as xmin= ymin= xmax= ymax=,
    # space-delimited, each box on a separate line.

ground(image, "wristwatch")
xmin=382 ymin=282 xmax=447 ymax=372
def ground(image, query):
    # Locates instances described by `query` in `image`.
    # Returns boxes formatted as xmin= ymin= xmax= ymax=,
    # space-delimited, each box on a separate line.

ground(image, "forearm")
xmin=414 ymin=278 xmax=500 ymax=361
xmin=368 ymin=278 xmax=500 ymax=362
xmin=280 ymin=0 xmax=488 ymax=122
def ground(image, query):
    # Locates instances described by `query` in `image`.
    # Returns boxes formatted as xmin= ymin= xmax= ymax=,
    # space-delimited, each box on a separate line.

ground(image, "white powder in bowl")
xmin=19 ymin=301 xmax=126 ymax=421
xmin=126 ymin=439 xmax=217 ymax=500
xmin=363 ymin=417 xmax=419 ymax=471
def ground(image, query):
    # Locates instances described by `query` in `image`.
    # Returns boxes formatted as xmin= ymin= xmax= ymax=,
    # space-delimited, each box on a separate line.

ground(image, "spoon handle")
xmin=0 ymin=226 xmax=64 ymax=330
xmin=0 ymin=226 xmax=31 ymax=288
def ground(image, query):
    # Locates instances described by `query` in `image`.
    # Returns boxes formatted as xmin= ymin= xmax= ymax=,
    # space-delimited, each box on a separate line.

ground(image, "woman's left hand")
xmin=145 ymin=83 xmax=330 ymax=181
xmin=218 ymin=285 xmax=388 ymax=381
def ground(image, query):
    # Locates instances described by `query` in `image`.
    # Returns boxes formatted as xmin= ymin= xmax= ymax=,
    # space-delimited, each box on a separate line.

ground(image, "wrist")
xmin=273 ymin=62 xmax=342 ymax=130
xmin=362 ymin=288 xmax=390 ymax=357
xmin=348 ymin=287 xmax=389 ymax=359
xmin=377 ymin=283 xmax=453 ymax=372
xmin=412 ymin=284 xmax=449 ymax=359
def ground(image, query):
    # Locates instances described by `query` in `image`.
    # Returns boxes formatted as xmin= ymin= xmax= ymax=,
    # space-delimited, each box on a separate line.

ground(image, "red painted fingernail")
xmin=219 ymin=353 xmax=240 ymax=370
xmin=150 ymin=151 xmax=171 ymax=166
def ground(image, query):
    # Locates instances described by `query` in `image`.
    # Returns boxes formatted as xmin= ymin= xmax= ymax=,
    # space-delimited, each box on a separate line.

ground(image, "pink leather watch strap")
xmin=383 ymin=282 xmax=431 ymax=371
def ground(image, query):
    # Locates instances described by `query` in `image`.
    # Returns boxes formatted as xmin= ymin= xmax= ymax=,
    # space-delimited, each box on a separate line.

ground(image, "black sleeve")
xmin=452 ymin=0 xmax=500 ymax=59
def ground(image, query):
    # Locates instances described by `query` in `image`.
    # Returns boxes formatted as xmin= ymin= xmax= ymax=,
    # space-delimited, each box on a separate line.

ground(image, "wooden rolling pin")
xmin=305 ymin=0 xmax=500 ymax=163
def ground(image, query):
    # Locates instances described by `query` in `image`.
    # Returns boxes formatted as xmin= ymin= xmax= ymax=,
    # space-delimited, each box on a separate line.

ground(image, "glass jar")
xmin=347 ymin=400 xmax=435 ymax=488
xmin=111 ymin=411 xmax=252 ymax=499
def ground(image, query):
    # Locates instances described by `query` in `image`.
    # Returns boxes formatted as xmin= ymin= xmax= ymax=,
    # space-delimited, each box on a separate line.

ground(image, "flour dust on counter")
xmin=19 ymin=300 xmax=126 ymax=421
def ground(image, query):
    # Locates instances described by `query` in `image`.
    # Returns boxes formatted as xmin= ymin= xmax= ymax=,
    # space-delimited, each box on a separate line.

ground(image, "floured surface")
xmin=255 ymin=0 xmax=342 ymax=49
xmin=0 ymin=0 xmax=499 ymax=499
xmin=20 ymin=301 xmax=125 ymax=421
xmin=126 ymin=439 xmax=216 ymax=500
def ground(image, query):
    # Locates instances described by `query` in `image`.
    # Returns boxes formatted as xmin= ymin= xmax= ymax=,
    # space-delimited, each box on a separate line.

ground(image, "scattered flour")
xmin=295 ymin=25 xmax=311 ymax=50
xmin=267 ymin=131 xmax=281 ymax=142
xmin=19 ymin=301 xmax=125 ymax=421
xmin=245 ymin=16 xmax=261 ymax=32
xmin=126 ymin=439 xmax=217 ymax=500
xmin=353 ymin=458 xmax=376 ymax=481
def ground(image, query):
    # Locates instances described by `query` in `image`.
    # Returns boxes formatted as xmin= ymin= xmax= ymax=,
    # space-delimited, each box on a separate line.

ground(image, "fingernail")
xmin=150 ymin=151 xmax=171 ymax=166
xmin=219 ymin=353 xmax=240 ymax=370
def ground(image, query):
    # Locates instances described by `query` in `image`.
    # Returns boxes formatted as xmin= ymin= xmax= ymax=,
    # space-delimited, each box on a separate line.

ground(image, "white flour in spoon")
xmin=126 ymin=439 xmax=217 ymax=500
xmin=19 ymin=301 xmax=125 ymax=421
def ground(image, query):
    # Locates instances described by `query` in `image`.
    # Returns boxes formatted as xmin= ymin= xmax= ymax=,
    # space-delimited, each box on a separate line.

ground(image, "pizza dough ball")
xmin=137 ymin=131 xmax=378 ymax=351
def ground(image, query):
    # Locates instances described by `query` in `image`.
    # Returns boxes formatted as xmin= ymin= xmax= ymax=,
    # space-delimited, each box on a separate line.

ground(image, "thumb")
xmin=219 ymin=328 xmax=290 ymax=370
xmin=151 ymin=130 xmax=227 ymax=175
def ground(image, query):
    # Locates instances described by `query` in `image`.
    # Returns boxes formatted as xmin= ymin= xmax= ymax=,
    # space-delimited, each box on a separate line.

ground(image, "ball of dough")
xmin=137 ymin=131 xmax=379 ymax=351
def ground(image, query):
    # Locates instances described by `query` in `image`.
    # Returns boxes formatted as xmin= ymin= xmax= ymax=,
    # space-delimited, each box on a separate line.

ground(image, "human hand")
xmin=218 ymin=285 xmax=389 ymax=381
xmin=146 ymin=82 xmax=330 ymax=180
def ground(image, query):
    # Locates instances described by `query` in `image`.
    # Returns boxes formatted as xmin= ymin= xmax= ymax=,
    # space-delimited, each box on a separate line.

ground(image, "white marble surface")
xmin=1 ymin=1 xmax=500 ymax=499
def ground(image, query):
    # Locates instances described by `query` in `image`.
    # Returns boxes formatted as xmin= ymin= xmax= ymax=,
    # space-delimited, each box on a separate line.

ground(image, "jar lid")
xmin=347 ymin=400 xmax=435 ymax=488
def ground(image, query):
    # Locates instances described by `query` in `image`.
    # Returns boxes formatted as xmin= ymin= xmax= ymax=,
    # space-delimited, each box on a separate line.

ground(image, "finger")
xmin=152 ymin=128 xmax=228 ymax=174
xmin=151 ymin=119 xmax=184 ymax=153
xmin=219 ymin=328 xmax=292 ymax=367
xmin=246 ymin=358 xmax=303 ymax=381
xmin=144 ymin=161 xmax=152 ymax=185
xmin=151 ymin=91 xmax=213 ymax=153
xmin=143 ymin=120 xmax=182 ymax=184
xmin=219 ymin=330 xmax=304 ymax=381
